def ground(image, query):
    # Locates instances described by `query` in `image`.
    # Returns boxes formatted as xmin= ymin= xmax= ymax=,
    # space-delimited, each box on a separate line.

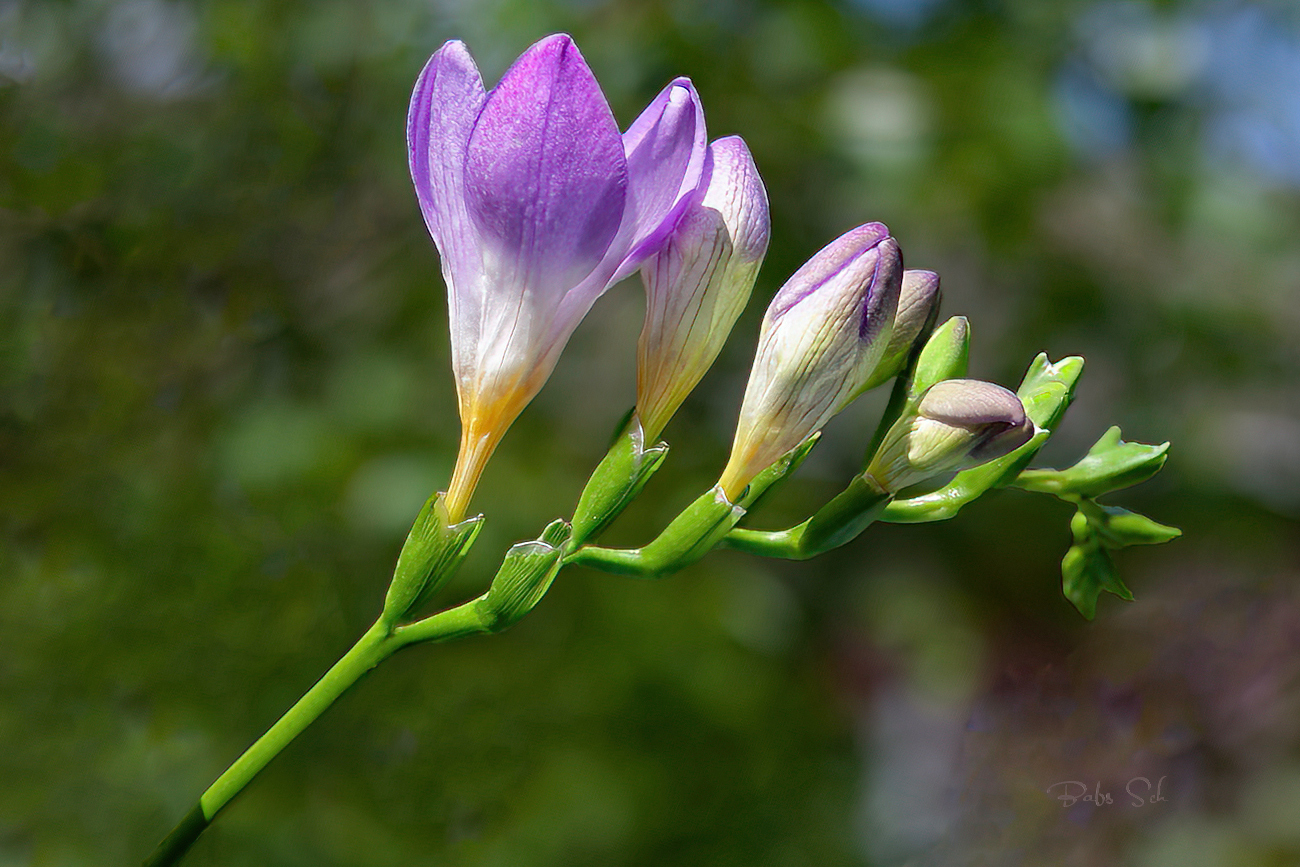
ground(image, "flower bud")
xmin=866 ymin=379 xmax=1035 ymax=493
xmin=860 ymin=269 xmax=941 ymax=391
xmin=636 ymin=136 xmax=770 ymax=441
xmin=908 ymin=315 xmax=969 ymax=399
xmin=718 ymin=223 xmax=903 ymax=499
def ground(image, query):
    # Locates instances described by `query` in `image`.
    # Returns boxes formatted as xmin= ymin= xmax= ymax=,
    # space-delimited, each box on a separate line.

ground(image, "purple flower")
xmin=865 ymin=379 xmax=1035 ymax=492
xmin=636 ymin=136 xmax=770 ymax=442
xmin=718 ymin=223 xmax=903 ymax=500
xmin=408 ymin=35 xmax=707 ymax=519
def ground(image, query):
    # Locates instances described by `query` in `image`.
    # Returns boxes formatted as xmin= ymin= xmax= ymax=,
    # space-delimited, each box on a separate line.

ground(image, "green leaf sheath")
xmin=567 ymin=487 xmax=742 ymax=577
xmin=570 ymin=416 xmax=668 ymax=547
xmin=381 ymin=493 xmax=483 ymax=627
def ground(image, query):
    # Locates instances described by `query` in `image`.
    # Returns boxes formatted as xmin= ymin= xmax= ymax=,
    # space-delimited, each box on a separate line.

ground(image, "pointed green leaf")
xmin=1014 ymin=426 xmax=1170 ymax=499
xmin=1061 ymin=508 xmax=1136 ymax=619
xmin=1080 ymin=501 xmax=1181 ymax=549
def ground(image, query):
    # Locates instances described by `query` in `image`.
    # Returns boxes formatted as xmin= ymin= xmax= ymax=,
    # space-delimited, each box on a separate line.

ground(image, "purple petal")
xmin=463 ymin=34 xmax=628 ymax=302
xmin=766 ymin=223 xmax=893 ymax=326
xmin=703 ymin=136 xmax=770 ymax=264
xmin=612 ymin=78 xmax=708 ymax=280
xmin=407 ymin=40 xmax=486 ymax=278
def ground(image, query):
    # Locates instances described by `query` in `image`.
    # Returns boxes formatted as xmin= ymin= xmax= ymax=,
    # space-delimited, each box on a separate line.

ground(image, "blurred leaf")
xmin=1083 ymin=502 xmax=1183 ymax=549
xmin=1062 ymin=509 xmax=1134 ymax=620
xmin=1014 ymin=426 xmax=1170 ymax=499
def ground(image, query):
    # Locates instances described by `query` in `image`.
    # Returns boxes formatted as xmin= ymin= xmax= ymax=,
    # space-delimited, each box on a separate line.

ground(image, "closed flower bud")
xmin=860 ymin=269 xmax=942 ymax=391
xmin=636 ymin=136 xmax=770 ymax=442
xmin=718 ymin=222 xmax=903 ymax=500
xmin=866 ymin=379 xmax=1035 ymax=493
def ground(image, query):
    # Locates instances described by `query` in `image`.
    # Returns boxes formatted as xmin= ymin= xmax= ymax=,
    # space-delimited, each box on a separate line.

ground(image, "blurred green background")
xmin=4 ymin=0 xmax=1300 ymax=864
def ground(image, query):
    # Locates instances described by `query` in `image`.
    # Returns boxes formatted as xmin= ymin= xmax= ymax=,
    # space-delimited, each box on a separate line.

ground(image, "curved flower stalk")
xmin=408 ymin=34 xmax=708 ymax=520
xmin=635 ymin=136 xmax=770 ymax=442
xmin=717 ymin=222 xmax=903 ymax=500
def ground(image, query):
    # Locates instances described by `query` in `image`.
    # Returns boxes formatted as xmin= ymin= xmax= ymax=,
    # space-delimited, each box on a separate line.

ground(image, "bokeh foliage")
xmin=3 ymin=0 xmax=1300 ymax=864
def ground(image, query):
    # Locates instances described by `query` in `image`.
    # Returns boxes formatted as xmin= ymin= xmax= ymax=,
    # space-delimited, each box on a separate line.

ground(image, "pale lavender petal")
xmin=611 ymin=78 xmax=708 ymax=280
xmin=463 ymin=34 xmax=628 ymax=303
xmin=407 ymin=40 xmax=486 ymax=279
xmin=920 ymin=380 xmax=1028 ymax=428
xmin=703 ymin=136 xmax=769 ymax=264
xmin=766 ymin=222 xmax=892 ymax=325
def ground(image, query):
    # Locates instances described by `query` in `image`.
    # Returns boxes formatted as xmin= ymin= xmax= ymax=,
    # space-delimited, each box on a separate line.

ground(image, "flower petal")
xmin=463 ymin=34 xmax=628 ymax=303
xmin=613 ymin=78 xmax=708 ymax=279
xmin=636 ymin=136 xmax=768 ymax=440
xmin=407 ymin=40 xmax=486 ymax=281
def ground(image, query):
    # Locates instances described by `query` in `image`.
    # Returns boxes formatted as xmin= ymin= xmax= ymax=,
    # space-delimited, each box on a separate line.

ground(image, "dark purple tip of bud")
xmin=766 ymin=222 xmax=893 ymax=324
xmin=858 ymin=237 xmax=902 ymax=342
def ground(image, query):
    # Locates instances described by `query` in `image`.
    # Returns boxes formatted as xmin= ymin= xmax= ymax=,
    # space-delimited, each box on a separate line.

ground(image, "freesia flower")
xmin=408 ymin=34 xmax=707 ymax=520
xmin=717 ymin=222 xmax=903 ymax=500
xmin=865 ymin=378 xmax=1035 ymax=492
xmin=636 ymin=136 xmax=769 ymax=443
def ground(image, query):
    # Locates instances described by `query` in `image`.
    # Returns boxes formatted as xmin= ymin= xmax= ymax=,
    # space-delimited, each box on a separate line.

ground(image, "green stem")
xmin=144 ymin=604 xmax=484 ymax=866
xmin=724 ymin=477 xmax=890 ymax=560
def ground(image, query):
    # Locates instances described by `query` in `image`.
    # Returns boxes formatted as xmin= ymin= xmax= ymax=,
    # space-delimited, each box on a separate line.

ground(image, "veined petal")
xmin=613 ymin=78 xmax=708 ymax=279
xmin=636 ymin=136 xmax=768 ymax=441
xmin=463 ymin=34 xmax=628 ymax=306
xmin=861 ymin=268 xmax=942 ymax=391
xmin=719 ymin=224 xmax=904 ymax=498
xmin=407 ymin=40 xmax=486 ymax=283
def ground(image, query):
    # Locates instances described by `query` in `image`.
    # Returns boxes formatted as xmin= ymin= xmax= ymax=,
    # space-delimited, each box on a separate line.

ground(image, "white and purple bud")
xmin=865 ymin=379 xmax=1036 ymax=493
xmin=408 ymin=35 xmax=708 ymax=519
xmin=636 ymin=136 xmax=770 ymax=442
xmin=860 ymin=269 xmax=941 ymax=391
xmin=717 ymin=223 xmax=904 ymax=500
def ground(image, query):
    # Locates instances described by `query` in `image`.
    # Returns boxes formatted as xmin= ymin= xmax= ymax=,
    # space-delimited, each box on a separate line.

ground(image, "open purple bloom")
xmin=718 ymin=223 xmax=903 ymax=500
xmin=408 ymin=34 xmax=707 ymax=519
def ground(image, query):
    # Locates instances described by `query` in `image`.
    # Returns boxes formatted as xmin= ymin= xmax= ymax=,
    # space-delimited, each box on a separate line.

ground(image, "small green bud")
xmin=867 ymin=379 xmax=1035 ymax=493
xmin=908 ymin=315 xmax=970 ymax=400
xmin=381 ymin=494 xmax=483 ymax=627
xmin=476 ymin=519 xmax=571 ymax=632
